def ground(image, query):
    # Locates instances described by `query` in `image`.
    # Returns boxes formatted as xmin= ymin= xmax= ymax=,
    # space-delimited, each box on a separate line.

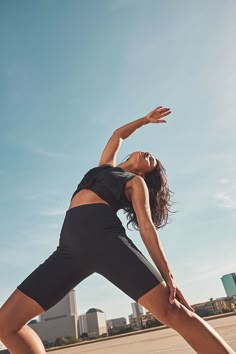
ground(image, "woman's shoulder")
xmin=125 ymin=175 xmax=147 ymax=192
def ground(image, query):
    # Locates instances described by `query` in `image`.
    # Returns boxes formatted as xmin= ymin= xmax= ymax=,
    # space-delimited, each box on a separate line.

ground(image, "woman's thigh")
xmin=0 ymin=246 xmax=94 ymax=332
xmin=96 ymin=232 xmax=164 ymax=301
xmin=17 ymin=246 xmax=94 ymax=311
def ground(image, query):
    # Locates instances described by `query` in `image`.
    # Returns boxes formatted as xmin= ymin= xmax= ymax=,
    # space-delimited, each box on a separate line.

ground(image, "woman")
xmin=0 ymin=106 xmax=234 ymax=354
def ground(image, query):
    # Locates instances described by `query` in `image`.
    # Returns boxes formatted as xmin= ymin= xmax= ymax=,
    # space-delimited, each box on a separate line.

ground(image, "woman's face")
xmin=129 ymin=151 xmax=158 ymax=174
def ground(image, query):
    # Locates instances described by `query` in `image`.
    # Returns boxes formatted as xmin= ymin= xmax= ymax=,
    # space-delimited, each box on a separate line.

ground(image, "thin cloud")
xmin=41 ymin=208 xmax=66 ymax=216
xmin=214 ymin=177 xmax=236 ymax=211
xmin=215 ymin=192 xmax=236 ymax=209
xmin=210 ymin=152 xmax=236 ymax=161
xmin=32 ymin=147 xmax=68 ymax=159
xmin=219 ymin=178 xmax=230 ymax=185
xmin=21 ymin=189 xmax=66 ymax=201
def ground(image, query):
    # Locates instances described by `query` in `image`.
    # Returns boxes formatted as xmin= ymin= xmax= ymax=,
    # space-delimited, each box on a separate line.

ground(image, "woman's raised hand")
xmin=144 ymin=106 xmax=171 ymax=124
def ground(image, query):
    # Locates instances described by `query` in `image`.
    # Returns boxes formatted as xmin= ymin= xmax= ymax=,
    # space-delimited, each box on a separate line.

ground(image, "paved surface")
xmin=49 ymin=315 xmax=236 ymax=354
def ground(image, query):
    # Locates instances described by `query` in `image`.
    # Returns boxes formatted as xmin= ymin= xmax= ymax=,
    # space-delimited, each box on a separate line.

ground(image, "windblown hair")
xmin=123 ymin=159 xmax=174 ymax=230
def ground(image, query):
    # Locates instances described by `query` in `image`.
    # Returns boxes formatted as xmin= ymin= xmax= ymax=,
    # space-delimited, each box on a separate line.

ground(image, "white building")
xmin=86 ymin=308 xmax=108 ymax=339
xmin=78 ymin=314 xmax=88 ymax=336
xmin=131 ymin=302 xmax=144 ymax=318
xmin=29 ymin=289 xmax=78 ymax=345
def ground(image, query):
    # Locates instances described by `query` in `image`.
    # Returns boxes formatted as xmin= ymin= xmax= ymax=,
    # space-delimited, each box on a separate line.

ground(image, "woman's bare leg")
xmin=138 ymin=281 xmax=235 ymax=354
xmin=0 ymin=289 xmax=46 ymax=354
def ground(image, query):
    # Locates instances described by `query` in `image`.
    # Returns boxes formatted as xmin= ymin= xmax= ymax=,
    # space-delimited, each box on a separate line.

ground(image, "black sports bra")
xmin=71 ymin=165 xmax=137 ymax=211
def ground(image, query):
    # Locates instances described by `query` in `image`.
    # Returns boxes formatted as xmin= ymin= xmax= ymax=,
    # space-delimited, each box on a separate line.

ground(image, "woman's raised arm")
xmin=98 ymin=106 xmax=171 ymax=166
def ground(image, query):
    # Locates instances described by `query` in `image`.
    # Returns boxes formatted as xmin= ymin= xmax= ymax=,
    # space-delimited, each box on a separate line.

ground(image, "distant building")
xmin=192 ymin=297 xmax=233 ymax=317
xmin=129 ymin=311 xmax=162 ymax=330
xmin=131 ymin=302 xmax=144 ymax=318
xmin=221 ymin=273 xmax=236 ymax=297
xmin=107 ymin=317 xmax=127 ymax=329
xmin=29 ymin=289 xmax=78 ymax=345
xmin=217 ymin=295 xmax=236 ymax=312
xmin=128 ymin=313 xmax=142 ymax=330
xmin=140 ymin=311 xmax=162 ymax=328
xmin=106 ymin=317 xmax=127 ymax=335
xmin=78 ymin=314 xmax=88 ymax=336
xmin=86 ymin=308 xmax=108 ymax=339
xmin=129 ymin=303 xmax=148 ymax=330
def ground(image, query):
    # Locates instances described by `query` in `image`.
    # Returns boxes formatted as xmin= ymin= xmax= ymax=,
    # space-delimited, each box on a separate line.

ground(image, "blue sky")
xmin=1 ymin=0 xmax=236 ymax=322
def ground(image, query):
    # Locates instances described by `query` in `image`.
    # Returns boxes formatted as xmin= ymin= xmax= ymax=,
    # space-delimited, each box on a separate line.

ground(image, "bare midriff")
xmin=68 ymin=189 xmax=110 ymax=210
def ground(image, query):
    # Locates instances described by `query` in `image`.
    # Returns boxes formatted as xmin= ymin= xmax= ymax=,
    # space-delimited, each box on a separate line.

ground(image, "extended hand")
xmin=144 ymin=106 xmax=171 ymax=124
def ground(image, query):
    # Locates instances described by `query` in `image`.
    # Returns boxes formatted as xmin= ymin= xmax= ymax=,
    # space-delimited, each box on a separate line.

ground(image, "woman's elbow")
xmin=139 ymin=221 xmax=156 ymax=236
xmin=113 ymin=129 xmax=124 ymax=140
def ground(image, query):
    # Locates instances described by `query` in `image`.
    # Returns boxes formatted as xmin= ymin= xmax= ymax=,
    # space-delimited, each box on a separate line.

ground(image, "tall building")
xmin=86 ymin=308 xmax=108 ymax=339
xmin=78 ymin=314 xmax=88 ymax=336
xmin=40 ymin=288 xmax=78 ymax=321
xmin=131 ymin=302 xmax=144 ymax=318
xmin=221 ymin=273 xmax=236 ymax=297
xmin=29 ymin=289 xmax=78 ymax=345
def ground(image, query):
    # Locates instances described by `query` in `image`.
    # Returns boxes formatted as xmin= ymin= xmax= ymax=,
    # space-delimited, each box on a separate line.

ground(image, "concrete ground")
xmin=49 ymin=315 xmax=236 ymax=354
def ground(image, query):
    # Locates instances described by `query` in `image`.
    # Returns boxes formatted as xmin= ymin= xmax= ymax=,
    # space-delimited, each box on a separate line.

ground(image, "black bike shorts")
xmin=17 ymin=204 xmax=164 ymax=311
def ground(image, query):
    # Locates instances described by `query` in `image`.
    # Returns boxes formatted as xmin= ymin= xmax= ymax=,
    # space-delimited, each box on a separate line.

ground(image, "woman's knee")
xmin=161 ymin=299 xmax=187 ymax=328
xmin=0 ymin=308 xmax=14 ymax=339
xmin=154 ymin=299 xmax=183 ymax=327
xmin=0 ymin=289 xmax=44 ymax=338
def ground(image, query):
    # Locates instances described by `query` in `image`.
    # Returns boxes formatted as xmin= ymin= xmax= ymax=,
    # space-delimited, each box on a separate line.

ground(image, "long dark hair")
xmin=123 ymin=158 xmax=174 ymax=230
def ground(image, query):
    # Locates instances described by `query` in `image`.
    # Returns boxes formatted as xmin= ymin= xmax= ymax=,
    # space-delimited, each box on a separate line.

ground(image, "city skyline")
xmin=1 ymin=0 xmax=236 ymax=320
xmin=39 ymin=273 xmax=236 ymax=322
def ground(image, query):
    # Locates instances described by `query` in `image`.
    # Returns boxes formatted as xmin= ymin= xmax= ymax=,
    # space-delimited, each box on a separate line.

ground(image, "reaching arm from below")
xmin=98 ymin=106 xmax=171 ymax=166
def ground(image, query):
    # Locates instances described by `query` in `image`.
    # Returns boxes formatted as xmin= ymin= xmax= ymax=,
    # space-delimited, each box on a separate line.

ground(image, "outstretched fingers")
xmin=160 ymin=110 xmax=171 ymax=117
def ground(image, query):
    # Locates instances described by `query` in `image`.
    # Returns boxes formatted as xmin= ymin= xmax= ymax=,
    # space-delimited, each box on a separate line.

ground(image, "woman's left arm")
xmin=98 ymin=106 xmax=170 ymax=166
xmin=129 ymin=176 xmax=194 ymax=312
xmin=129 ymin=177 xmax=175 ymax=285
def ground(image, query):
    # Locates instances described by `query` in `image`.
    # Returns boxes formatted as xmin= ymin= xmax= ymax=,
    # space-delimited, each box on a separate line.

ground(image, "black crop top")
xmin=70 ymin=165 xmax=137 ymax=211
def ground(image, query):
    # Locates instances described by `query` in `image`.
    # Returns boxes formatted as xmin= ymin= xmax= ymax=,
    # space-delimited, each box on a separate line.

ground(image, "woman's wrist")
xmin=165 ymin=272 xmax=175 ymax=284
xmin=142 ymin=116 xmax=149 ymax=125
xmin=115 ymin=116 xmax=149 ymax=139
